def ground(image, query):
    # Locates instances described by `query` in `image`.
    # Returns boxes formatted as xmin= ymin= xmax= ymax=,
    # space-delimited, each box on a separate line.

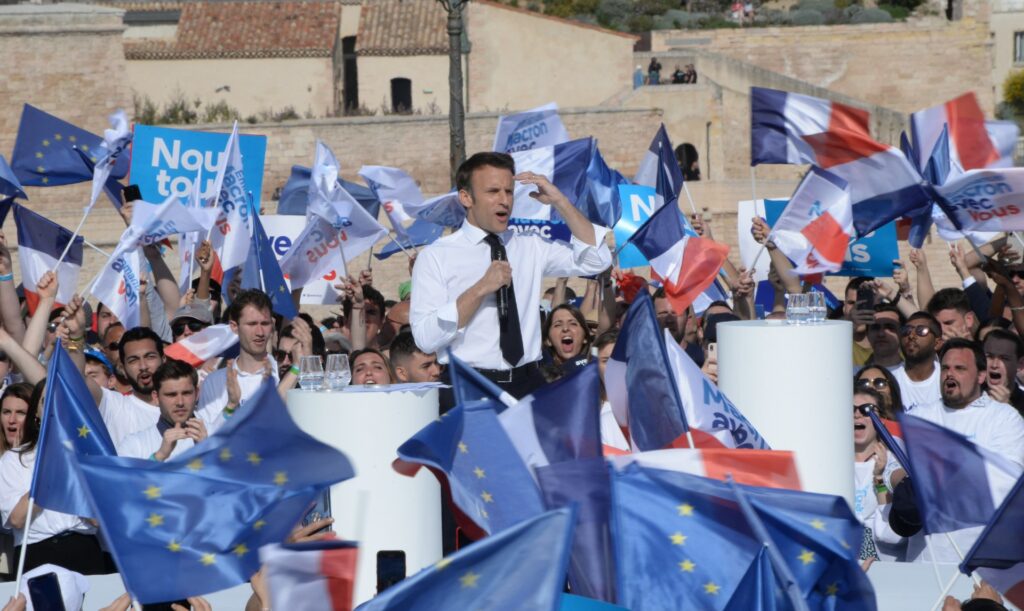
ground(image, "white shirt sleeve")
xmin=541 ymin=224 xmax=612 ymax=278
xmin=410 ymin=248 xmax=464 ymax=355
xmin=0 ymin=451 xmax=30 ymax=530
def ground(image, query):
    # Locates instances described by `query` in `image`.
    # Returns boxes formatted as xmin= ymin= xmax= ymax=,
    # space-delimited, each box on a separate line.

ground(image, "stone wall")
xmin=650 ymin=18 xmax=994 ymax=114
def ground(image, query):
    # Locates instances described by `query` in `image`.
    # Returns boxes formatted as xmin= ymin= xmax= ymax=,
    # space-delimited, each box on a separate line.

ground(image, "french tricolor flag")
xmin=770 ymin=167 xmax=853 ymax=274
xmin=625 ymin=197 xmax=729 ymax=315
xmin=164 ymin=324 xmax=238 ymax=367
xmin=260 ymin=540 xmax=358 ymax=611
xmin=13 ymin=204 xmax=83 ymax=314
xmin=612 ymin=448 xmax=801 ymax=490
xmin=751 ymin=87 xmax=929 ymax=237
xmin=509 ymin=138 xmax=592 ymax=221
xmin=911 ymin=92 xmax=1019 ymax=172
xmin=634 ymin=124 xmax=684 ymax=191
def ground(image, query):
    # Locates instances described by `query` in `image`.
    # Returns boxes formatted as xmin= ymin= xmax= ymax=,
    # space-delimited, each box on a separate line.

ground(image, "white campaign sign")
xmin=934 ymin=168 xmax=1024 ymax=232
xmin=260 ymin=215 xmax=341 ymax=305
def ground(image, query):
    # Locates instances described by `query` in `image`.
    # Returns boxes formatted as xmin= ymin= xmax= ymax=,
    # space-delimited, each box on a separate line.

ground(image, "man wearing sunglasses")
xmin=891 ymin=312 xmax=942 ymax=413
xmin=169 ymin=304 xmax=213 ymax=343
xmin=865 ymin=305 xmax=904 ymax=372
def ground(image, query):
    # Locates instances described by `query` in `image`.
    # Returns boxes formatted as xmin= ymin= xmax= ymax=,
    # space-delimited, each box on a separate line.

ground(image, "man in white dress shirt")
xmin=411 ymin=152 xmax=612 ymax=400
xmin=117 ymin=358 xmax=208 ymax=460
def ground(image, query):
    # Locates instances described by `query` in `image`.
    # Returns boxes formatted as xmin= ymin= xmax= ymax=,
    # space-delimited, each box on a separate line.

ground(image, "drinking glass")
xmin=786 ymin=293 xmax=809 ymax=325
xmin=325 ymin=354 xmax=351 ymax=391
xmin=298 ymin=355 xmax=324 ymax=390
xmin=809 ymin=291 xmax=827 ymax=323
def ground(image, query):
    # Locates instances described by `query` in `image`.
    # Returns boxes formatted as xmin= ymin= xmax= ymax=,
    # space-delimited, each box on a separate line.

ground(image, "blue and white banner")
xmin=493 ymin=102 xmax=570 ymax=153
xmin=260 ymin=215 xmax=341 ymax=305
xmin=613 ymin=184 xmax=658 ymax=268
xmin=129 ymin=124 xmax=267 ymax=206
xmin=766 ymin=198 xmax=897 ymax=277
xmin=933 ymin=168 xmax=1024 ymax=233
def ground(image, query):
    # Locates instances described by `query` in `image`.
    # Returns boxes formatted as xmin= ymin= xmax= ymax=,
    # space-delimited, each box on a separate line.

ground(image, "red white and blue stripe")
xmin=13 ymin=204 xmax=83 ymax=313
xmin=260 ymin=540 xmax=358 ymax=611
xmin=770 ymin=167 xmax=854 ymax=274
xmin=911 ymin=92 xmax=1019 ymax=172
xmin=509 ymin=138 xmax=593 ymax=221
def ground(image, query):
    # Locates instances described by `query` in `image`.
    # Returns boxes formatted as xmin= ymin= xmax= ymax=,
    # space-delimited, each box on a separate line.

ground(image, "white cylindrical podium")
xmin=717 ymin=320 xmax=854 ymax=508
xmin=286 ymin=385 xmax=442 ymax=605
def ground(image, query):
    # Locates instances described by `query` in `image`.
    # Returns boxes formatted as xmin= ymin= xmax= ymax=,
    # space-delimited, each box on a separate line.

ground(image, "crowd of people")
xmin=0 ymin=149 xmax=1020 ymax=609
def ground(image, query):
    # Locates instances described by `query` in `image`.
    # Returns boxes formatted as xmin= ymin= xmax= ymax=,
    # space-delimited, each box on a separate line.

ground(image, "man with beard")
xmin=61 ymin=296 xmax=164 ymax=445
xmin=116 ymin=359 xmax=207 ymax=460
xmin=196 ymin=290 xmax=277 ymax=432
xmin=891 ymin=312 xmax=941 ymax=413
xmin=865 ymin=305 xmax=904 ymax=372
xmin=654 ymin=288 xmax=702 ymax=365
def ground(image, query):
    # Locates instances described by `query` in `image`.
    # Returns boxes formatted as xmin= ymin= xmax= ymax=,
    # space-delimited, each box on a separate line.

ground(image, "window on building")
xmin=1015 ymin=32 xmax=1024 ymax=64
xmin=391 ymin=78 xmax=412 ymax=114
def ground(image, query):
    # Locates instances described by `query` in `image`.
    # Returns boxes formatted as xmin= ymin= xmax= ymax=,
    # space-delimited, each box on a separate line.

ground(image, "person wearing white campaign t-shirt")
xmin=893 ymin=313 xmax=942 ymax=413
xmin=117 ymin=359 xmax=208 ymax=461
xmin=196 ymin=290 xmax=279 ymax=431
xmin=905 ymin=338 xmax=1024 ymax=564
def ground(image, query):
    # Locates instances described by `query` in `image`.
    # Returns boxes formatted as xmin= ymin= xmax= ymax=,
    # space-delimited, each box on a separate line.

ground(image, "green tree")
xmin=1004 ymin=70 xmax=1024 ymax=114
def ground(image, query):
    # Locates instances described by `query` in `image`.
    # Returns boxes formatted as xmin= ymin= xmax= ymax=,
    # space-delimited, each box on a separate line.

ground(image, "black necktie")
xmin=484 ymin=233 xmax=524 ymax=367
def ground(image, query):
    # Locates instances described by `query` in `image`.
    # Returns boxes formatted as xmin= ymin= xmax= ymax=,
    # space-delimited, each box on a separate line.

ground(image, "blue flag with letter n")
xmin=31 ymin=342 xmax=116 ymax=517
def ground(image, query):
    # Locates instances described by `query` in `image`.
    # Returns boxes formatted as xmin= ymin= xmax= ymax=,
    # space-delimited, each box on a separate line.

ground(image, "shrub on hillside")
xmin=878 ymin=3 xmax=909 ymax=18
xmin=850 ymin=7 xmax=893 ymax=22
xmin=1003 ymin=70 xmax=1024 ymax=114
xmin=795 ymin=0 xmax=834 ymax=13
xmin=788 ymin=8 xmax=825 ymax=24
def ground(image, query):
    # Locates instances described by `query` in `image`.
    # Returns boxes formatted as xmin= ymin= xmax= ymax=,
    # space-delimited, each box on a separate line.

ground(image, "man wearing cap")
xmin=169 ymin=303 xmax=213 ymax=343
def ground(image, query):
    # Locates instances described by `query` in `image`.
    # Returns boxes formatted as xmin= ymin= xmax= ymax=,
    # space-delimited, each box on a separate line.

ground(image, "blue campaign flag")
xmin=537 ymin=458 xmax=616 ymax=603
xmin=580 ymin=143 xmax=626 ymax=228
xmin=30 ymin=342 xmax=117 ymax=517
xmin=447 ymin=351 xmax=517 ymax=409
xmin=10 ymin=104 xmax=130 ymax=187
xmin=0 ymin=155 xmax=26 ymax=200
xmin=374 ymin=218 xmax=444 ymax=260
xmin=176 ymin=380 xmax=354 ymax=490
xmin=396 ymin=400 xmax=546 ymax=537
xmin=762 ymin=198 xmax=898 ymax=278
xmin=130 ymin=124 xmax=266 ymax=209
xmin=241 ymin=206 xmax=299 ymax=320
xmin=358 ymin=507 xmax=575 ymax=611
xmin=613 ymin=184 xmax=657 ymax=268
xmin=611 ymin=463 xmax=876 ymax=611
xmin=77 ymin=453 xmax=321 ymax=603
xmin=899 ymin=413 xmax=1022 ymax=535
xmin=605 ymin=292 xmax=689 ymax=451
xmin=276 ymin=165 xmax=381 ymax=219
xmin=634 ymin=124 xmax=684 ymax=192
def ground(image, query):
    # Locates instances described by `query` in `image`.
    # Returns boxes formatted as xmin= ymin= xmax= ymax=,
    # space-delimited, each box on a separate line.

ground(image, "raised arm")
xmin=57 ymin=295 xmax=104 ymax=405
xmin=0 ymin=326 xmax=45 ymax=385
xmin=909 ymin=248 xmax=934 ymax=308
xmin=0 ymin=231 xmax=25 ymax=343
xmin=338 ymin=276 xmax=367 ymax=351
xmin=22 ymin=271 xmax=59 ymax=360
xmin=516 ymin=172 xmax=596 ymax=246
xmin=143 ymin=244 xmax=182 ymax=321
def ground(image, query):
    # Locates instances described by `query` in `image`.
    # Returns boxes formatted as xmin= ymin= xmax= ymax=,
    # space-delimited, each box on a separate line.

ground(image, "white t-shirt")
xmin=116 ymin=426 xmax=195 ymax=460
xmin=196 ymin=356 xmax=279 ymax=433
xmin=0 ymin=449 xmax=94 ymax=546
xmin=892 ymin=363 xmax=941 ymax=414
xmin=911 ymin=393 xmax=1024 ymax=466
xmin=853 ymin=461 xmax=905 ymax=562
xmin=99 ymin=388 xmax=161 ymax=446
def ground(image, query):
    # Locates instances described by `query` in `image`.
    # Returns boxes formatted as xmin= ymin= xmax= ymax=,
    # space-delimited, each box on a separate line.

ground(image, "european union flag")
xmin=0 ymin=155 xmax=26 ymax=200
xmin=374 ymin=219 xmax=444 ymax=261
xmin=78 ymin=453 xmax=320 ymax=603
xmin=172 ymin=380 xmax=354 ymax=490
xmin=447 ymin=351 xmax=517 ymax=410
xmin=241 ymin=204 xmax=299 ymax=320
xmin=357 ymin=507 xmax=576 ymax=611
xmin=396 ymin=400 xmax=545 ymax=537
xmin=277 ymin=164 xmax=381 ymax=219
xmin=30 ymin=342 xmax=116 ymax=517
xmin=10 ymin=104 xmax=129 ymax=187
xmin=611 ymin=463 xmax=876 ymax=610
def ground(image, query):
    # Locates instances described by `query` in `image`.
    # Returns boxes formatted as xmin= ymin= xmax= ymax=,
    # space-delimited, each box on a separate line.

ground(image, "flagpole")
xmin=13 ymin=496 xmax=35 ymax=593
xmin=943 ymin=532 xmax=983 ymax=586
xmin=727 ymin=476 xmax=811 ymax=611
xmin=923 ymin=534 xmax=947 ymax=591
xmin=386 ymin=234 xmax=415 ymax=260
xmin=750 ymin=166 xmax=758 ymax=205
xmin=83 ymin=239 xmax=110 ymax=258
xmin=52 ymin=210 xmax=90 ymax=270
xmin=680 ymin=182 xmax=699 ymax=217
xmin=929 ymin=569 xmax=962 ymax=611
xmin=366 ymin=246 xmax=374 ymax=272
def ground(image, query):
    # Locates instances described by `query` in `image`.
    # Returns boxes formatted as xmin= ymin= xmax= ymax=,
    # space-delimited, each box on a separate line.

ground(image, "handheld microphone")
xmin=494 ymin=248 xmax=508 ymax=320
